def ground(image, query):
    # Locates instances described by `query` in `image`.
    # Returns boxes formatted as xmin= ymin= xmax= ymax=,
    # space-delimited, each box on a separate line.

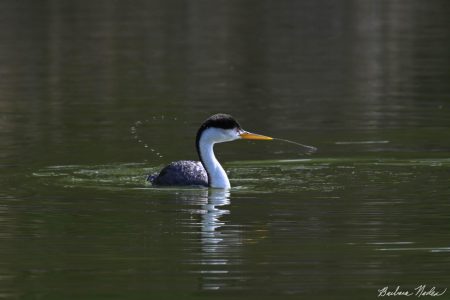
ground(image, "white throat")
xmin=198 ymin=128 xmax=238 ymax=189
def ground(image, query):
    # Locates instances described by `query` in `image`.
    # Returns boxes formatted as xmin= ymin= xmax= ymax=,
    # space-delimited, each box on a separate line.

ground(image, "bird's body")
xmin=148 ymin=113 xmax=273 ymax=189
xmin=149 ymin=160 xmax=208 ymax=186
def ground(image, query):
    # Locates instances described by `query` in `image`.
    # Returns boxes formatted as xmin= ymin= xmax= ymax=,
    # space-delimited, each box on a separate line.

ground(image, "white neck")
xmin=198 ymin=130 xmax=231 ymax=189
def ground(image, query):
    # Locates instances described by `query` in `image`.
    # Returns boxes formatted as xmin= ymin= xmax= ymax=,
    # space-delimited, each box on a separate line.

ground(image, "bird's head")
xmin=196 ymin=113 xmax=273 ymax=144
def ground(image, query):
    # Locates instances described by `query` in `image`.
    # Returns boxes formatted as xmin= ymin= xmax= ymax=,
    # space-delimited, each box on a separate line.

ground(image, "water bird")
xmin=148 ymin=113 xmax=273 ymax=189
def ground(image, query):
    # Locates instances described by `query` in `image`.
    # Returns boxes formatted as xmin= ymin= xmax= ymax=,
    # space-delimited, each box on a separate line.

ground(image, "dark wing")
xmin=149 ymin=160 xmax=208 ymax=187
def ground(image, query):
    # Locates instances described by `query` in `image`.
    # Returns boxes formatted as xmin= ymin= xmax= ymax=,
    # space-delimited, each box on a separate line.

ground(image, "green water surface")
xmin=1 ymin=1 xmax=449 ymax=299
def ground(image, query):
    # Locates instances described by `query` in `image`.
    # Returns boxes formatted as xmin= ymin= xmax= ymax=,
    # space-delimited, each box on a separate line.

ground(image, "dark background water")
xmin=0 ymin=1 xmax=449 ymax=299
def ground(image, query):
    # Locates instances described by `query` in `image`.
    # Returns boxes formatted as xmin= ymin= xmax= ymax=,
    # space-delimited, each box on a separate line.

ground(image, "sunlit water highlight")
xmin=8 ymin=158 xmax=450 ymax=298
xmin=32 ymin=157 xmax=450 ymax=193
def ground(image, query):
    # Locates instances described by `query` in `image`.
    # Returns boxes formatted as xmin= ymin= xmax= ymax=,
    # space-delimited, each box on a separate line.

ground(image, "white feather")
xmin=198 ymin=127 xmax=240 ymax=189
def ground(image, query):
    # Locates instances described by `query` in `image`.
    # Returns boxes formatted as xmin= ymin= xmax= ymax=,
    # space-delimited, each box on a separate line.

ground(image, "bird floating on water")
xmin=148 ymin=113 xmax=316 ymax=189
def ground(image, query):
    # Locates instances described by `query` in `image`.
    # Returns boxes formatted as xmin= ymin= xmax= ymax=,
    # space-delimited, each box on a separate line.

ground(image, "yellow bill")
xmin=239 ymin=131 xmax=273 ymax=141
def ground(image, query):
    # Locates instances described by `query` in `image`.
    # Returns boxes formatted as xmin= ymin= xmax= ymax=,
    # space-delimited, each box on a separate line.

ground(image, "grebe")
xmin=148 ymin=113 xmax=272 ymax=189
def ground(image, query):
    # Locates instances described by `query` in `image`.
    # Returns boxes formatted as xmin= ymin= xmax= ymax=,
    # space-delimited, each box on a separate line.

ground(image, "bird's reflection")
xmin=201 ymin=189 xmax=230 ymax=248
xmin=181 ymin=189 xmax=241 ymax=290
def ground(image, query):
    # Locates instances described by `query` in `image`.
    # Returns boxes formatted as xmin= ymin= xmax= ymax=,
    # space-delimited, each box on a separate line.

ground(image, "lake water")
xmin=1 ymin=1 xmax=449 ymax=299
